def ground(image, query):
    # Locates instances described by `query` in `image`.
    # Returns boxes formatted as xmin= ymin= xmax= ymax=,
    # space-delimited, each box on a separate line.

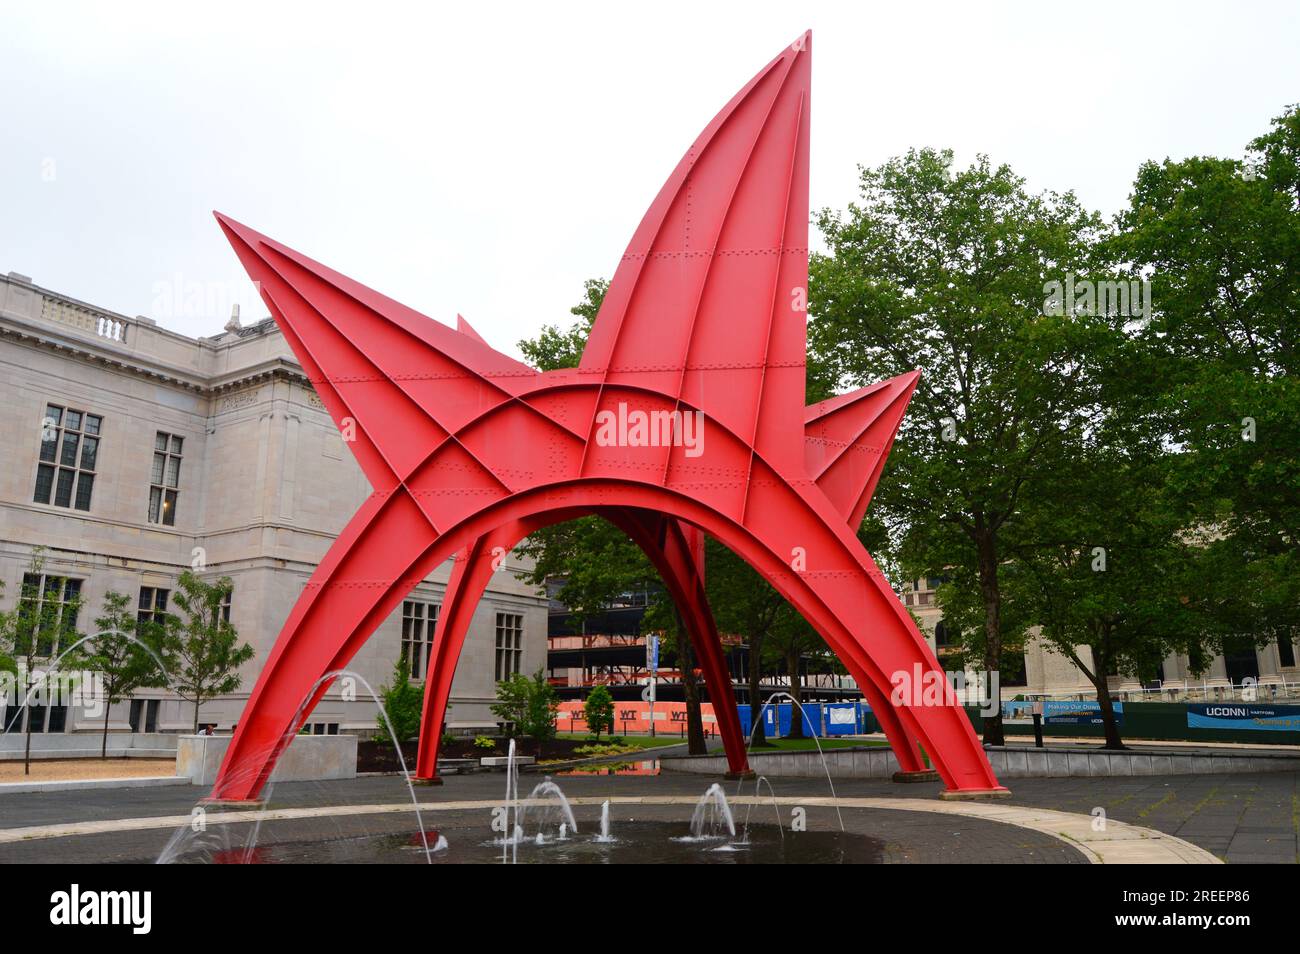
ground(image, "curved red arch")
xmin=209 ymin=478 xmax=995 ymax=801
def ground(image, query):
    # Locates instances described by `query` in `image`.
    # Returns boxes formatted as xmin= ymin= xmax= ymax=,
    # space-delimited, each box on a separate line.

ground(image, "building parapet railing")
xmin=40 ymin=293 xmax=130 ymax=344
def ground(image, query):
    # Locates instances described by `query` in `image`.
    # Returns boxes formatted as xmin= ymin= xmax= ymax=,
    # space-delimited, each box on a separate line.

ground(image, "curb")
xmin=0 ymin=776 xmax=189 ymax=796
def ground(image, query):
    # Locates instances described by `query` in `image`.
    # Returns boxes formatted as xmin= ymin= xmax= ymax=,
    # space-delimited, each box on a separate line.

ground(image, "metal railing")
xmin=1015 ymin=676 xmax=1300 ymax=705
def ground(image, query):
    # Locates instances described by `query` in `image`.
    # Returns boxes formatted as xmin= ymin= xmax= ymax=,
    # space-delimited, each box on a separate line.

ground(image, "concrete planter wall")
xmin=176 ymin=734 xmax=357 ymax=787
xmin=0 ymin=732 xmax=177 ymax=760
xmin=983 ymin=745 xmax=1300 ymax=778
xmin=661 ymin=744 xmax=1300 ymax=780
xmin=663 ymin=746 xmax=902 ymax=779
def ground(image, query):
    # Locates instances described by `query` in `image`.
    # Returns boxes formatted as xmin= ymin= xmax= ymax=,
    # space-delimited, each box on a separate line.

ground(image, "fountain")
xmin=158 ymin=667 xmax=438 ymax=864
xmin=500 ymin=737 xmax=520 ymax=864
xmin=5 ymin=631 xmax=171 ymax=735
xmin=688 ymin=783 xmax=736 ymax=840
xmin=516 ymin=777 xmax=579 ymax=843
xmin=743 ymin=691 xmax=845 ymax=831
xmin=595 ymin=800 xmax=613 ymax=843
xmin=739 ymin=775 xmax=784 ymax=845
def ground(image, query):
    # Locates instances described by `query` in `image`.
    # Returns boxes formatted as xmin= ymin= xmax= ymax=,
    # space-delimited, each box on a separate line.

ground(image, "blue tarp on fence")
xmin=736 ymin=701 xmax=870 ymax=737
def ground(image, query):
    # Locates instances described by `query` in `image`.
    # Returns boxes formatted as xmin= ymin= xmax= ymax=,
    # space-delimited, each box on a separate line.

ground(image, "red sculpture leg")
xmin=209 ymin=489 xmax=446 ymax=801
xmin=411 ymin=528 xmax=523 ymax=782
xmin=604 ymin=510 xmax=751 ymax=776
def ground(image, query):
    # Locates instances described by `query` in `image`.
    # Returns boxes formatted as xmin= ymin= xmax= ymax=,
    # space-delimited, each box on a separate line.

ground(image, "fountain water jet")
xmin=740 ymin=775 xmax=784 ymax=844
xmin=742 ymin=691 xmax=845 ymax=831
xmin=595 ymin=800 xmax=613 ymax=843
xmin=158 ymin=668 xmax=436 ymax=864
xmin=516 ymin=777 xmax=579 ymax=842
xmin=689 ymin=783 xmax=736 ymax=840
xmin=501 ymin=737 xmax=520 ymax=864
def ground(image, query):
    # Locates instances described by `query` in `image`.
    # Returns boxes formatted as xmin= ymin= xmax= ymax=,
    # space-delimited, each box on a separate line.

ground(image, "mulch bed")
xmin=356 ymin=737 xmax=599 ymax=773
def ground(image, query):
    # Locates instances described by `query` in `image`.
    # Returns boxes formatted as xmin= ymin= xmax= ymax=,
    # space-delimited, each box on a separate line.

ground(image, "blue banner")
xmin=1187 ymin=703 xmax=1300 ymax=732
xmin=1043 ymin=700 xmax=1124 ymax=726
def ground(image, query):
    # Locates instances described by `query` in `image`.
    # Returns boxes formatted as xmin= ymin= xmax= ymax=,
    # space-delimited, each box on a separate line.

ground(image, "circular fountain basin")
xmin=164 ymin=823 xmax=884 ymax=864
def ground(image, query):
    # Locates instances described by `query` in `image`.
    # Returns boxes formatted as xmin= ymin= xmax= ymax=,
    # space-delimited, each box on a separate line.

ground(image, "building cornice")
xmin=0 ymin=311 xmax=309 ymax=395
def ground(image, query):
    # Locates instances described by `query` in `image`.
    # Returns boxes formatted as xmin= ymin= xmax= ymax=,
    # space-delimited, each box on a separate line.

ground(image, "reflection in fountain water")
xmin=212 ymin=822 xmax=880 ymax=864
xmin=403 ymin=831 xmax=449 ymax=853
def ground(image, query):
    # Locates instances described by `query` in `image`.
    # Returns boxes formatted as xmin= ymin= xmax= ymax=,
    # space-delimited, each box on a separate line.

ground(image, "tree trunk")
xmin=1093 ymin=637 xmax=1126 ymax=750
xmin=193 ymin=699 xmax=201 ymax=734
xmin=975 ymin=528 xmax=1005 ymax=746
xmin=786 ymin=648 xmax=805 ymax=739
xmin=23 ymin=668 xmax=32 ymax=776
xmin=101 ymin=695 xmax=112 ymax=759
xmin=673 ymin=613 xmax=707 ymax=755
xmin=747 ymin=633 xmax=767 ymax=746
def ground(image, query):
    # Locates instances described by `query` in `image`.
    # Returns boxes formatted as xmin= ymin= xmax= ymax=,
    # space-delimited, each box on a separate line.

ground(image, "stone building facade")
xmin=0 ymin=271 xmax=548 ymax=739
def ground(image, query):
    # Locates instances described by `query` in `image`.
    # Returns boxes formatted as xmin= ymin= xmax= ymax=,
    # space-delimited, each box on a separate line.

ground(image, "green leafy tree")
xmin=158 ymin=571 xmax=255 ymax=732
xmin=1111 ymin=105 xmax=1300 ymax=654
xmin=809 ymin=148 xmax=1109 ymax=743
xmin=376 ymin=654 xmax=423 ymax=744
xmin=582 ymin=683 xmax=615 ymax=740
xmin=523 ymin=669 xmax=560 ymax=741
xmin=491 ymin=669 xmax=559 ymax=741
xmin=491 ymin=672 xmax=531 ymax=738
xmin=517 ymin=278 xmax=607 ymax=371
xmin=1007 ymin=447 xmax=1223 ymax=748
xmin=87 ymin=591 xmax=170 ymax=757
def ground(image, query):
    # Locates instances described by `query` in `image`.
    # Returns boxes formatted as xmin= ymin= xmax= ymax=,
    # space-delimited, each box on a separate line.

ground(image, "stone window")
xmin=33 ymin=404 xmax=101 ymax=511
xmin=495 ymin=611 xmax=524 ymax=682
xmin=16 ymin=573 xmax=83 ymax=658
xmin=138 ymin=586 xmax=169 ymax=628
xmin=401 ymin=600 xmax=439 ymax=680
xmin=148 ymin=432 xmax=183 ymax=526
xmin=1279 ymin=636 xmax=1297 ymax=669
xmin=217 ymin=585 xmax=232 ymax=624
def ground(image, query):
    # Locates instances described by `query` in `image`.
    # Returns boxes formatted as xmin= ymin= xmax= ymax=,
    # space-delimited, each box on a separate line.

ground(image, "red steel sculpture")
xmin=209 ymin=32 xmax=1007 ymax=801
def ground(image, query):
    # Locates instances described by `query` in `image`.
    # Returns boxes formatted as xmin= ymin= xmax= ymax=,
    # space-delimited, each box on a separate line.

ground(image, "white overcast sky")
xmin=2 ymin=1 xmax=1297 ymax=355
